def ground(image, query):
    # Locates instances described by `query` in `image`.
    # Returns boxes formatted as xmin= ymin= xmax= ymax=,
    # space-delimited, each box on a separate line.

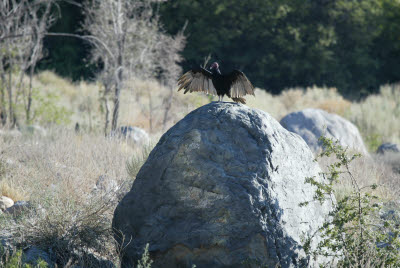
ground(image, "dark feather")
xmin=177 ymin=67 xmax=217 ymax=96
xmin=224 ymin=70 xmax=255 ymax=98
xmin=177 ymin=63 xmax=255 ymax=104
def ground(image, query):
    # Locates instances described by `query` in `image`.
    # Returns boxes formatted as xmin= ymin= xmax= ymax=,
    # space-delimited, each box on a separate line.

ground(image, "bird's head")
xmin=210 ymin=62 xmax=219 ymax=71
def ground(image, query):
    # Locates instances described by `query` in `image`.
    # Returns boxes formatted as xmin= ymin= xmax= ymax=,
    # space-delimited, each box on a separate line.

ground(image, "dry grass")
xmin=0 ymin=181 xmax=27 ymax=202
xmin=14 ymin=71 xmax=209 ymax=135
xmin=319 ymin=154 xmax=400 ymax=202
xmin=117 ymin=78 xmax=209 ymax=135
xmin=348 ymin=85 xmax=400 ymax=151
xmin=246 ymin=86 xmax=350 ymax=119
xmin=0 ymin=129 xmax=134 ymax=203
xmin=0 ymin=128 xmax=152 ymax=267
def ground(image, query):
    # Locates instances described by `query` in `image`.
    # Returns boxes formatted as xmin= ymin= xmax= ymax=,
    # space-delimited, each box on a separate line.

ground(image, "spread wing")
xmin=177 ymin=67 xmax=217 ymax=96
xmin=225 ymin=70 xmax=255 ymax=98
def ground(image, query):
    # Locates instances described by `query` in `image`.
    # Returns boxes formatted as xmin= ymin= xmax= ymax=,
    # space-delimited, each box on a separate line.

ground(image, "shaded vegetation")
xmin=33 ymin=0 xmax=400 ymax=96
xmin=37 ymin=0 xmax=96 ymax=80
xmin=159 ymin=0 xmax=400 ymax=96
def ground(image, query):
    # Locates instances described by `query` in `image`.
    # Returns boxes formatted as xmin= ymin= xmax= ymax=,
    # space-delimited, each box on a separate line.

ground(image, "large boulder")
xmin=280 ymin=108 xmax=368 ymax=155
xmin=113 ymin=102 xmax=333 ymax=268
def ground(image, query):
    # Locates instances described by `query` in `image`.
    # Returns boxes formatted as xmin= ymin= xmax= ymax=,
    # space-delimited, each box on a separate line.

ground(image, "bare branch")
xmin=0 ymin=0 xmax=58 ymax=126
xmin=82 ymin=0 xmax=186 ymax=133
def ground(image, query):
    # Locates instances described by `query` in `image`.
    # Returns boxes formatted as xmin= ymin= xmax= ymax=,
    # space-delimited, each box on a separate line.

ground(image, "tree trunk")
xmin=111 ymin=32 xmax=124 ymax=132
xmin=148 ymin=91 xmax=153 ymax=133
xmin=0 ymin=60 xmax=7 ymax=126
xmin=7 ymin=65 xmax=14 ymax=127
xmin=104 ymin=93 xmax=110 ymax=136
xmin=162 ymin=87 xmax=174 ymax=132
xmin=111 ymin=66 xmax=123 ymax=131
xmin=26 ymin=65 xmax=34 ymax=123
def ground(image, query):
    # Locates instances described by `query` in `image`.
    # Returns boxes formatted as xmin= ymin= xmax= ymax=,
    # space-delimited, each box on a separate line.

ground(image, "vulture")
xmin=178 ymin=62 xmax=255 ymax=104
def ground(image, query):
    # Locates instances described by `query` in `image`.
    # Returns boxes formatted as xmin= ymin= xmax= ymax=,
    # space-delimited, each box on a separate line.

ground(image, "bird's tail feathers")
xmin=232 ymin=97 xmax=246 ymax=104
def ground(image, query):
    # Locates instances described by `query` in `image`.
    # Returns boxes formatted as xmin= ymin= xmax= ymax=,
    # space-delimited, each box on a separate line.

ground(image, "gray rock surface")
xmin=113 ymin=102 xmax=334 ymax=268
xmin=280 ymin=108 xmax=368 ymax=155
xmin=377 ymin=143 xmax=400 ymax=154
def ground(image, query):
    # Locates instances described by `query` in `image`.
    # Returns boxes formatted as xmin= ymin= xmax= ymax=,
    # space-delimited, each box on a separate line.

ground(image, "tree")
xmin=0 ymin=0 xmax=56 ymax=126
xmin=159 ymin=0 xmax=400 ymax=96
xmin=82 ymin=0 xmax=185 ymax=134
xmin=38 ymin=0 xmax=94 ymax=81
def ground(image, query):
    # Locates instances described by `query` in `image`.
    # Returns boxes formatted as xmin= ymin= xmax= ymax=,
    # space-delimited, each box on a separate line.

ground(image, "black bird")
xmin=178 ymin=62 xmax=255 ymax=104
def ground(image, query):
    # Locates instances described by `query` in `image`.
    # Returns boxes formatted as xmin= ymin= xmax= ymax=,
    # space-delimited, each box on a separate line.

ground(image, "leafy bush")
xmin=301 ymin=136 xmax=400 ymax=267
xmin=31 ymin=90 xmax=72 ymax=125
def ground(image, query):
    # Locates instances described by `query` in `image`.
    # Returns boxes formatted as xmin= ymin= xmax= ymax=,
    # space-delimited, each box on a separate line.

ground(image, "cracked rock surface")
xmin=113 ymin=102 xmax=333 ymax=268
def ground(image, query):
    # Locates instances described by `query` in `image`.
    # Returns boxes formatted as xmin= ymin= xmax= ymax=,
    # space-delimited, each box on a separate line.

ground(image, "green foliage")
xmin=160 ymin=0 xmax=400 ymax=96
xmin=301 ymin=136 xmax=400 ymax=267
xmin=38 ymin=1 xmax=96 ymax=80
xmin=34 ymin=0 xmax=400 ymax=95
xmin=31 ymin=89 xmax=72 ymax=125
xmin=137 ymin=244 xmax=153 ymax=268
xmin=364 ymin=133 xmax=383 ymax=153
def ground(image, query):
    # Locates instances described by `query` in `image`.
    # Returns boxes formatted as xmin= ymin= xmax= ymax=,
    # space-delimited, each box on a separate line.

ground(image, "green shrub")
xmin=137 ymin=244 xmax=153 ymax=268
xmin=31 ymin=89 xmax=72 ymax=125
xmin=126 ymin=145 xmax=153 ymax=180
xmin=301 ymin=136 xmax=400 ymax=267
xmin=364 ymin=133 xmax=383 ymax=153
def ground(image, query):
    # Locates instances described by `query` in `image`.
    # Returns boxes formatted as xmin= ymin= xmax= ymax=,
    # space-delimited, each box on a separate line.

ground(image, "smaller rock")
xmin=112 ymin=126 xmax=150 ymax=146
xmin=377 ymin=143 xmax=400 ymax=154
xmin=280 ymin=108 xmax=369 ymax=154
xmin=6 ymin=200 xmax=31 ymax=216
xmin=94 ymin=175 xmax=119 ymax=193
xmin=23 ymin=125 xmax=47 ymax=136
xmin=23 ymin=246 xmax=53 ymax=267
xmin=0 ymin=196 xmax=14 ymax=211
xmin=5 ymin=158 xmax=14 ymax=165
xmin=71 ymin=252 xmax=116 ymax=268
xmin=0 ymin=229 xmax=14 ymax=252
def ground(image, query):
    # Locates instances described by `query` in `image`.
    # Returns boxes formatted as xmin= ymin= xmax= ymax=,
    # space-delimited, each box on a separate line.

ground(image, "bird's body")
xmin=178 ymin=62 xmax=255 ymax=104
